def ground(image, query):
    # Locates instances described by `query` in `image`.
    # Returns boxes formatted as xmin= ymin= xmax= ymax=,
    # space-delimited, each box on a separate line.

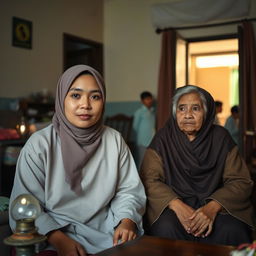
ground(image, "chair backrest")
xmin=105 ymin=114 xmax=133 ymax=143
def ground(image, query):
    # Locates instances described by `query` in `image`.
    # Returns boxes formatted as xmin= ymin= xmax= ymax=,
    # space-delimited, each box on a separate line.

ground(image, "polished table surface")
xmin=94 ymin=235 xmax=235 ymax=256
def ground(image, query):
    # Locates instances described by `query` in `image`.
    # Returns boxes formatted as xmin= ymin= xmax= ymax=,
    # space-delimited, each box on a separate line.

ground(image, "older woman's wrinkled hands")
xmin=113 ymin=218 xmax=137 ymax=246
xmin=169 ymin=198 xmax=195 ymax=232
xmin=188 ymin=200 xmax=222 ymax=237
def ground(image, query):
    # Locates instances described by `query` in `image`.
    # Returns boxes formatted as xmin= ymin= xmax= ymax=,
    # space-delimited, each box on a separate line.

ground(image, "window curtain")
xmin=238 ymin=21 xmax=256 ymax=159
xmin=156 ymin=30 xmax=176 ymax=130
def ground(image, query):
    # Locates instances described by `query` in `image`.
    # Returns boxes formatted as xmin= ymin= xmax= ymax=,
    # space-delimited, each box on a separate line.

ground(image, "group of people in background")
xmin=8 ymin=65 xmax=254 ymax=256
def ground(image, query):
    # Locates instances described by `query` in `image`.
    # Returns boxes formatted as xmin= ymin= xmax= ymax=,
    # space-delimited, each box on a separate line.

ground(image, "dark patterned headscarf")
xmin=150 ymin=85 xmax=235 ymax=207
xmin=52 ymin=65 xmax=106 ymax=194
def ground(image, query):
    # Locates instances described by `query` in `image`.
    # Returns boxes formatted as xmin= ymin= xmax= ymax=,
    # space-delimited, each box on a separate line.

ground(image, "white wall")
xmin=104 ymin=0 xmax=167 ymax=102
xmin=0 ymin=0 xmax=103 ymax=98
xmin=1 ymin=0 xmax=255 ymax=102
xmin=104 ymin=0 xmax=256 ymax=102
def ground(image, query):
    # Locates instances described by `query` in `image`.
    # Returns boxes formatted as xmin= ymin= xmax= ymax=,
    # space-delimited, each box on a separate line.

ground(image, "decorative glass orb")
xmin=10 ymin=194 xmax=41 ymax=221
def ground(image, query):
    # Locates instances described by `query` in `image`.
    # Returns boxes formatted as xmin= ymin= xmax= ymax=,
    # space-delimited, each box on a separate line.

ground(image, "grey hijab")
xmin=52 ymin=65 xmax=106 ymax=194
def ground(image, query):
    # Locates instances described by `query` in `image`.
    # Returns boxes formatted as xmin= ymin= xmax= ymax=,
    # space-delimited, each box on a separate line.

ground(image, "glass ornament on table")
xmin=4 ymin=194 xmax=47 ymax=256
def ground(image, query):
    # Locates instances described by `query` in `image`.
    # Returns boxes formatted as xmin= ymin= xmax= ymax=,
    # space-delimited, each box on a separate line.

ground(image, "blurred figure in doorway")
xmin=224 ymin=105 xmax=240 ymax=149
xmin=214 ymin=101 xmax=223 ymax=125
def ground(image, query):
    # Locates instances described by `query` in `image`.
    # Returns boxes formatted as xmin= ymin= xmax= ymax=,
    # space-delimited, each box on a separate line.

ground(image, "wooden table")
xmin=94 ymin=235 xmax=235 ymax=256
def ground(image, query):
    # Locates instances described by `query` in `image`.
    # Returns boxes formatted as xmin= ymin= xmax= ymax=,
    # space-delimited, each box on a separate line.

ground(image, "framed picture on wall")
xmin=12 ymin=17 xmax=32 ymax=49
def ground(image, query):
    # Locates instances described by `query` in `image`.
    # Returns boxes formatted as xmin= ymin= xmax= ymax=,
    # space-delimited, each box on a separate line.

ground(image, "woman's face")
xmin=64 ymin=74 xmax=104 ymax=128
xmin=176 ymin=92 xmax=205 ymax=141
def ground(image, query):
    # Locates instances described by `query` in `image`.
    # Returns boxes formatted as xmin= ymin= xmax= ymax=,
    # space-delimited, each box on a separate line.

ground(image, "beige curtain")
xmin=156 ymin=30 xmax=177 ymax=130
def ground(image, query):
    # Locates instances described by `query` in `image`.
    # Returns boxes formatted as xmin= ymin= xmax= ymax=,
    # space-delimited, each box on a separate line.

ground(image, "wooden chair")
xmin=104 ymin=114 xmax=133 ymax=144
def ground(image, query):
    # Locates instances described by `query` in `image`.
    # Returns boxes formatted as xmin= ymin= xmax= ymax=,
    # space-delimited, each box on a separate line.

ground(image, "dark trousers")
xmin=148 ymin=208 xmax=252 ymax=246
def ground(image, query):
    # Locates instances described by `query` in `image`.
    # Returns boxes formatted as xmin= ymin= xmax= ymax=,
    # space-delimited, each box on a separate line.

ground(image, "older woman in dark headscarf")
xmin=9 ymin=65 xmax=146 ymax=256
xmin=140 ymin=85 xmax=255 ymax=246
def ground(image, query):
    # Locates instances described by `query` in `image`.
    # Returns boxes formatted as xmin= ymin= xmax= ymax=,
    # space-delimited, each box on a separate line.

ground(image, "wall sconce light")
xmin=4 ymin=194 xmax=46 ymax=256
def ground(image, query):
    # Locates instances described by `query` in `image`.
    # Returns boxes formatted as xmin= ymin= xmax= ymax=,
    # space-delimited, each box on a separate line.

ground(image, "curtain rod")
xmin=156 ymin=17 xmax=256 ymax=34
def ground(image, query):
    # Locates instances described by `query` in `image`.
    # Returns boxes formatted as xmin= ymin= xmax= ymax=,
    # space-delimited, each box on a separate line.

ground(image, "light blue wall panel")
xmin=104 ymin=101 xmax=141 ymax=118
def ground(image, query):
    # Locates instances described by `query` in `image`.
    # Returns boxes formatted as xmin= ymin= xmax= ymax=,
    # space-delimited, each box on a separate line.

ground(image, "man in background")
xmin=133 ymin=91 xmax=155 ymax=169
xmin=224 ymin=105 xmax=240 ymax=149
xmin=214 ymin=100 xmax=223 ymax=125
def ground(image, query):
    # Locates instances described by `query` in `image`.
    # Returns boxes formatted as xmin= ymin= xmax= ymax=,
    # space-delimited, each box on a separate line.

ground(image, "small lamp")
xmin=4 ymin=194 xmax=47 ymax=256
xmin=16 ymin=116 xmax=28 ymax=138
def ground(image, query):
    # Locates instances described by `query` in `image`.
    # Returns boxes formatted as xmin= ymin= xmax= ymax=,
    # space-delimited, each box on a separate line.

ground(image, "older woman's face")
xmin=176 ymin=92 xmax=205 ymax=141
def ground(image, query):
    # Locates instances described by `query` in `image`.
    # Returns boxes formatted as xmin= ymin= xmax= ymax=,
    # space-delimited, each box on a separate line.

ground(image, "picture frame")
xmin=12 ymin=17 xmax=32 ymax=49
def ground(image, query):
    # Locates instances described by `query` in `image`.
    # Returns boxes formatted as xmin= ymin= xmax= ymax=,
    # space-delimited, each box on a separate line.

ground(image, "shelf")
xmin=20 ymin=100 xmax=55 ymax=122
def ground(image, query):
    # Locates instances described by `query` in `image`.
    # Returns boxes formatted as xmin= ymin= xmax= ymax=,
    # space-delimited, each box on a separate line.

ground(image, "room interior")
xmin=1 ymin=0 xmax=256 ymax=254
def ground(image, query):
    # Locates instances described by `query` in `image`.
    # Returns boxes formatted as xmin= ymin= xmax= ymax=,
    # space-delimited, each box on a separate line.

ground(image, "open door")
xmin=63 ymin=33 xmax=103 ymax=75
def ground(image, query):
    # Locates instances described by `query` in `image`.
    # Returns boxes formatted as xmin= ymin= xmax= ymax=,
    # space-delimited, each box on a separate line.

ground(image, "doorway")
xmin=63 ymin=33 xmax=103 ymax=75
xmin=176 ymin=37 xmax=239 ymax=126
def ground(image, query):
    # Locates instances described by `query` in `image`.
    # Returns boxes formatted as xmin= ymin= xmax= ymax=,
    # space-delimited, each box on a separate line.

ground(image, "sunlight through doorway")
xmin=188 ymin=39 xmax=239 ymax=125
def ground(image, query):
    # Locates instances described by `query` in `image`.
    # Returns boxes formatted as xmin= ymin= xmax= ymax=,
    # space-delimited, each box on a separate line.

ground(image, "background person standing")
xmin=214 ymin=100 xmax=223 ymax=125
xmin=224 ymin=105 xmax=240 ymax=149
xmin=133 ymin=91 xmax=155 ymax=169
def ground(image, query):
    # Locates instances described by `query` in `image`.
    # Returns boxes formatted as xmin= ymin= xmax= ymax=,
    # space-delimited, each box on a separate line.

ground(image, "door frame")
xmin=181 ymin=33 xmax=243 ymax=146
xmin=63 ymin=33 xmax=103 ymax=75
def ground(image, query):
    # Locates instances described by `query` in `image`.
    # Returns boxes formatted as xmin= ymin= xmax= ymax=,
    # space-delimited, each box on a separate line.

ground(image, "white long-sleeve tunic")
xmin=9 ymin=124 xmax=146 ymax=254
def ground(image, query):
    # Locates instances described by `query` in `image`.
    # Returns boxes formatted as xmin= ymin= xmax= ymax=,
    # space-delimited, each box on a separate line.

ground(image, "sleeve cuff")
xmin=113 ymin=213 xmax=144 ymax=235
